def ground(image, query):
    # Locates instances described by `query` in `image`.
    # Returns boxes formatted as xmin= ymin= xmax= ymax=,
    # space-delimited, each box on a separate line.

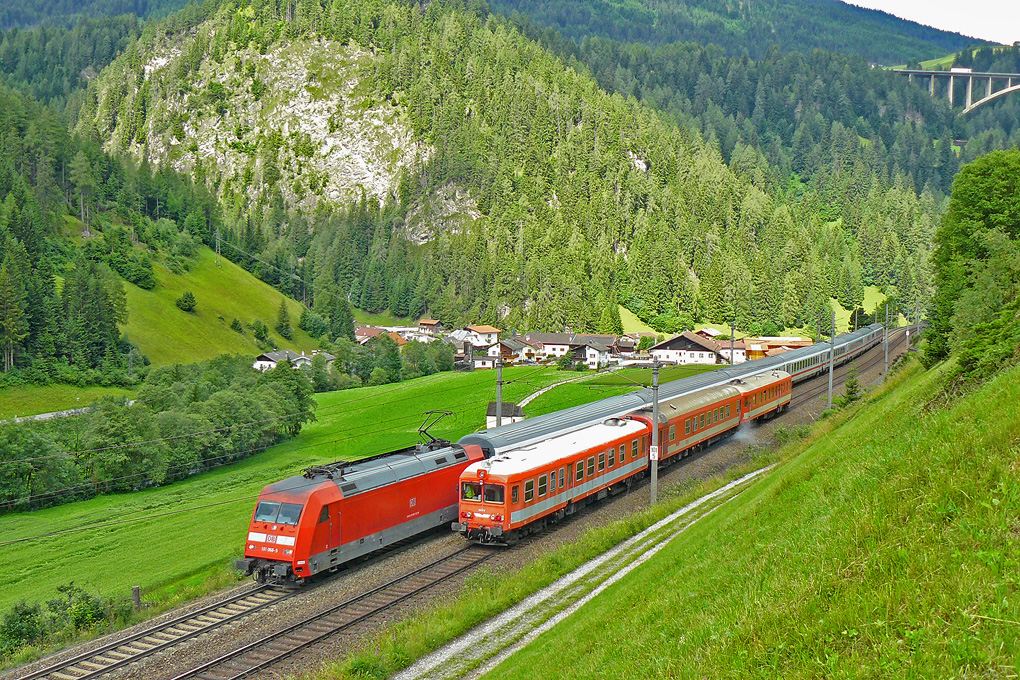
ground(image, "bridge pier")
xmin=966 ymin=76 xmax=973 ymax=110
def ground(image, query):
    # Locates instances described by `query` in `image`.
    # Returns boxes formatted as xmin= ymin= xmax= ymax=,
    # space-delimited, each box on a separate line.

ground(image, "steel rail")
xmin=16 ymin=585 xmax=288 ymax=680
xmin=173 ymin=546 xmax=493 ymax=680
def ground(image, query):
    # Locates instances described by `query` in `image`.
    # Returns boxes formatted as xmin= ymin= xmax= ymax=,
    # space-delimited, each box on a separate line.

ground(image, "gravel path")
xmin=7 ymin=331 xmax=909 ymax=680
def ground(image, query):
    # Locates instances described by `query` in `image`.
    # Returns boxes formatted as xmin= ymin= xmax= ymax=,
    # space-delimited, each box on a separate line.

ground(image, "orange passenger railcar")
xmin=733 ymin=371 xmax=791 ymax=422
xmin=453 ymin=418 xmax=651 ymax=544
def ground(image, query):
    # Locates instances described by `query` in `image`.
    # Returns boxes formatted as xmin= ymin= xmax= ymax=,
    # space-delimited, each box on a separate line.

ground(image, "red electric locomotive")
xmin=237 ymin=438 xmax=484 ymax=583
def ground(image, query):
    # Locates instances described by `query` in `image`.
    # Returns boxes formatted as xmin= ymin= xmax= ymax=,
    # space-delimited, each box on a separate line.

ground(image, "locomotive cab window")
xmin=484 ymin=484 xmax=505 ymax=503
xmin=462 ymin=482 xmax=482 ymax=501
xmin=254 ymin=501 xmax=281 ymax=523
xmin=318 ymin=506 xmax=329 ymax=523
xmin=276 ymin=503 xmax=303 ymax=526
xmin=525 ymin=480 xmax=535 ymax=502
xmin=538 ymin=475 xmax=548 ymax=497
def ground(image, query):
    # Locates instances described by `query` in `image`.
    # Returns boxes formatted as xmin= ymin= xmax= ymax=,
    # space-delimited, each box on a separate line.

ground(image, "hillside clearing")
xmin=122 ymin=247 xmax=318 ymax=365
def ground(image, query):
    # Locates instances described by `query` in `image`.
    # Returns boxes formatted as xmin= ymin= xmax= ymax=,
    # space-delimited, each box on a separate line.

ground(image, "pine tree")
xmin=176 ymin=291 xmax=196 ymax=312
xmin=0 ymin=255 xmax=28 ymax=372
xmin=275 ymin=298 xmax=292 ymax=340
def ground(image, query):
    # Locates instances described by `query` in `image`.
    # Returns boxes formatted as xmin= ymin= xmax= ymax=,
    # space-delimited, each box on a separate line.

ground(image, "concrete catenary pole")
xmin=884 ymin=305 xmax=889 ymax=380
xmin=495 ymin=357 xmax=503 ymax=428
xmin=651 ymin=360 xmax=660 ymax=505
xmin=827 ymin=310 xmax=836 ymax=409
xmin=730 ymin=321 xmax=735 ymax=366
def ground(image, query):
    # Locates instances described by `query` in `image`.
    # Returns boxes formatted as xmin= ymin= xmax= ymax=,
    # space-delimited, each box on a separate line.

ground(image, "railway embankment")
xmin=310 ymin=354 xmax=1020 ymax=679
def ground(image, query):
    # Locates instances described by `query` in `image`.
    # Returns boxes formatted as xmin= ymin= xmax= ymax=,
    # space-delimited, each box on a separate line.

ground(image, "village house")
xmin=649 ymin=331 xmax=724 ymax=365
xmin=252 ymin=349 xmax=335 ymax=371
xmin=418 ymin=319 xmax=445 ymax=337
xmin=717 ymin=338 xmax=747 ymax=364
xmin=486 ymin=337 xmax=538 ymax=365
xmin=465 ymin=325 xmax=501 ymax=347
xmin=521 ymin=332 xmax=573 ymax=359
xmin=570 ymin=340 xmax=611 ymax=370
xmin=354 ymin=326 xmax=407 ymax=347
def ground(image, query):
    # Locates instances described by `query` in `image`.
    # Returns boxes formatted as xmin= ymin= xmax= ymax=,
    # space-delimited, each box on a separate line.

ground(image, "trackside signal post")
xmin=650 ymin=360 xmax=660 ymax=504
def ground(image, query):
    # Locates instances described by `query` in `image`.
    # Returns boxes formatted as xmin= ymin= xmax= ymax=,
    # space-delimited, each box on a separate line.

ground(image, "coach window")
xmin=559 ymin=467 xmax=566 ymax=488
xmin=685 ymin=419 xmax=691 ymax=435
xmin=587 ymin=456 xmax=596 ymax=477
xmin=608 ymin=448 xmax=616 ymax=468
xmin=525 ymin=480 xmax=535 ymax=503
xmin=700 ymin=414 xmax=705 ymax=428
xmin=484 ymin=484 xmax=505 ymax=503
xmin=632 ymin=439 xmax=639 ymax=459
xmin=726 ymin=405 xmax=731 ymax=418
xmin=598 ymin=452 xmax=606 ymax=472
xmin=576 ymin=461 xmax=584 ymax=482
xmin=620 ymin=445 xmax=626 ymax=463
xmin=550 ymin=471 xmax=557 ymax=492
xmin=538 ymin=475 xmax=548 ymax=497
xmin=512 ymin=485 xmax=519 ymax=504
xmin=667 ymin=425 xmax=674 ymax=441
xmin=462 ymin=482 xmax=482 ymax=501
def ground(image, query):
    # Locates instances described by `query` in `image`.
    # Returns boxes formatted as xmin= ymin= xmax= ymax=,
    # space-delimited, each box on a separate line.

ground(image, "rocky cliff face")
xmin=84 ymin=32 xmax=430 ymax=214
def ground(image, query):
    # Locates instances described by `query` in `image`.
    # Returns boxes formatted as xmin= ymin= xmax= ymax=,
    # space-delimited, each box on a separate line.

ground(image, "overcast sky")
xmin=843 ymin=0 xmax=1019 ymax=46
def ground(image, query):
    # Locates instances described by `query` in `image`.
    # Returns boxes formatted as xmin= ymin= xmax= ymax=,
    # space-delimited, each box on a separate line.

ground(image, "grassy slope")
xmin=122 ymin=247 xmax=317 ymax=366
xmin=619 ymin=306 xmax=656 ymax=335
xmin=485 ymin=359 xmax=1020 ymax=678
xmin=0 ymin=385 xmax=134 ymax=420
xmin=0 ymin=367 xmax=574 ymax=611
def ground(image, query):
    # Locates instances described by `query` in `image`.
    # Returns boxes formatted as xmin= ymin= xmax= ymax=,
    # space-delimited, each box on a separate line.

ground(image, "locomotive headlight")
xmin=461 ymin=511 xmax=473 ymax=519
xmin=248 ymin=544 xmax=254 ymax=550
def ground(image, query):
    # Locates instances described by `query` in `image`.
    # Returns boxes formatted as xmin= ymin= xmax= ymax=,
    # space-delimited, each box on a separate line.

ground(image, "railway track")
xmin=788 ymin=327 xmax=908 ymax=409
xmin=171 ymin=546 xmax=493 ymax=680
xmin=18 ymin=586 xmax=291 ymax=680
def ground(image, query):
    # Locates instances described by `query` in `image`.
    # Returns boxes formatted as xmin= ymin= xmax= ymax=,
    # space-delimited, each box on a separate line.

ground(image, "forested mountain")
xmin=0 ymin=77 xmax=224 ymax=384
xmin=0 ymin=15 xmax=142 ymax=112
xmin=71 ymin=0 xmax=937 ymax=338
xmin=489 ymin=0 xmax=979 ymax=64
xmin=0 ymin=0 xmax=191 ymax=30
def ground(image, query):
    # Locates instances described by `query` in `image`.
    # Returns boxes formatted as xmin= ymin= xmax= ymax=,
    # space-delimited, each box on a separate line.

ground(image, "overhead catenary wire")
xmin=0 ymin=390 xmax=504 ymax=546
xmin=1 ymin=381 xmax=518 ymax=530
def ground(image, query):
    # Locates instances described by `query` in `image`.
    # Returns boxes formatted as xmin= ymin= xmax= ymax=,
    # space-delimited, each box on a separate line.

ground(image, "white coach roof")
xmin=464 ymin=418 xmax=649 ymax=479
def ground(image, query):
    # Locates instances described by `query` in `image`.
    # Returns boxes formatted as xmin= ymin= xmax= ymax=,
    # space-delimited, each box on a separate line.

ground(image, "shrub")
xmin=0 ymin=601 xmax=42 ymax=653
xmin=230 ymin=318 xmax=245 ymax=334
xmin=175 ymin=291 xmax=196 ymax=312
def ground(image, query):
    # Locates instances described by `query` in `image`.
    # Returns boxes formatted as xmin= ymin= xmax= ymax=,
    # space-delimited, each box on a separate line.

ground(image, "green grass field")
xmin=352 ymin=308 xmax=408 ymax=327
xmin=0 ymin=385 xmax=135 ymax=421
xmin=483 ymin=359 xmax=1020 ymax=678
xmin=121 ymin=247 xmax=319 ymax=366
xmin=0 ymin=367 xmax=571 ymax=612
xmin=618 ymin=306 xmax=656 ymax=335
